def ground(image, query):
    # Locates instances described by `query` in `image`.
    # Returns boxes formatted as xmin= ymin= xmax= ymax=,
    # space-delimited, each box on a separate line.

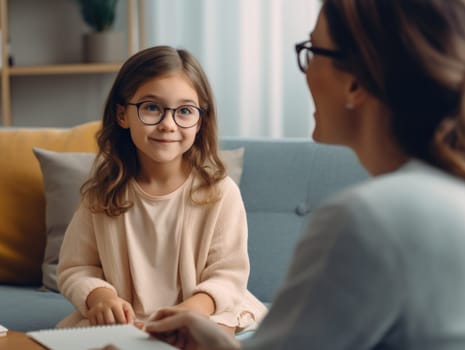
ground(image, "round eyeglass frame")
xmin=295 ymin=39 xmax=344 ymax=73
xmin=127 ymin=101 xmax=205 ymax=128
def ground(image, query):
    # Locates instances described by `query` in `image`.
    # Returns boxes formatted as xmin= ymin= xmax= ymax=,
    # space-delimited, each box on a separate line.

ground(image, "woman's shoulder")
xmin=315 ymin=159 xmax=465 ymax=242
xmin=331 ymin=159 xmax=465 ymax=205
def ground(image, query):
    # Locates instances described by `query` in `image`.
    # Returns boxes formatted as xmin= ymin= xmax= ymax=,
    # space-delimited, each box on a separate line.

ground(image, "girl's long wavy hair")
xmin=82 ymin=46 xmax=226 ymax=216
xmin=324 ymin=0 xmax=465 ymax=178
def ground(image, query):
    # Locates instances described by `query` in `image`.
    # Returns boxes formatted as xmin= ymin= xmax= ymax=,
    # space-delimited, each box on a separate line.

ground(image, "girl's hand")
xmin=86 ymin=287 xmax=135 ymax=326
xmin=145 ymin=308 xmax=241 ymax=350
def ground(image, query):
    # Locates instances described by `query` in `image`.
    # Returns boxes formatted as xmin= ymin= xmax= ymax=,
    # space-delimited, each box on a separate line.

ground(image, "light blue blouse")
xmin=244 ymin=160 xmax=465 ymax=350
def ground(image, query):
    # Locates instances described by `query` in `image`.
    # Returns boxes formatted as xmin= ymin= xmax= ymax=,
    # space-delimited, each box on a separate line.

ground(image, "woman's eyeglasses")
xmin=295 ymin=40 xmax=343 ymax=73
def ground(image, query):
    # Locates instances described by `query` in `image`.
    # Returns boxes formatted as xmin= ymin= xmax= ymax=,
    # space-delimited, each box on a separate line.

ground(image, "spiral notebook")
xmin=0 ymin=324 xmax=7 ymax=336
xmin=27 ymin=324 xmax=176 ymax=350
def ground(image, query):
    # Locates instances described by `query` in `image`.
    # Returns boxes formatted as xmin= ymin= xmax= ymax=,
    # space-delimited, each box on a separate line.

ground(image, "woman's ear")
xmin=345 ymin=76 xmax=368 ymax=110
xmin=116 ymin=104 xmax=129 ymax=129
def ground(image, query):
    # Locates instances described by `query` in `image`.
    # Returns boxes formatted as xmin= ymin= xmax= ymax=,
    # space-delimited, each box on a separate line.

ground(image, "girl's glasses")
xmin=127 ymin=101 xmax=204 ymax=128
xmin=295 ymin=40 xmax=344 ymax=73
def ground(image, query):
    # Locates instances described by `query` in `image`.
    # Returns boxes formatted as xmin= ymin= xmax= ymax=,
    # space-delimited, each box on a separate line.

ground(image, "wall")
xmin=4 ymin=0 xmax=128 ymax=127
xmin=4 ymin=0 xmax=320 ymax=139
xmin=142 ymin=0 xmax=320 ymax=138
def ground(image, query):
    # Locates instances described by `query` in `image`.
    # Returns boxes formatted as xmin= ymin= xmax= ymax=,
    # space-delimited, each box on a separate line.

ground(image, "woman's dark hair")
xmin=82 ymin=46 xmax=226 ymax=216
xmin=324 ymin=0 xmax=465 ymax=177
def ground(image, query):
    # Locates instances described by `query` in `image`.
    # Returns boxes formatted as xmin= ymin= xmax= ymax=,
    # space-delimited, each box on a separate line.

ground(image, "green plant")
xmin=76 ymin=0 xmax=119 ymax=32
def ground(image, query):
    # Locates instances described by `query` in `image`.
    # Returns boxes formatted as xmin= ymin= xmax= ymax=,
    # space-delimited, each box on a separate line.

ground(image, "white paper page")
xmin=27 ymin=324 xmax=176 ymax=350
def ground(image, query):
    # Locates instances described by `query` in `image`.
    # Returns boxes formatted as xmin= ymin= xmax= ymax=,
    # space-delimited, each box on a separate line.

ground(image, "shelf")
xmin=6 ymin=63 xmax=122 ymax=76
xmin=0 ymin=0 xmax=138 ymax=126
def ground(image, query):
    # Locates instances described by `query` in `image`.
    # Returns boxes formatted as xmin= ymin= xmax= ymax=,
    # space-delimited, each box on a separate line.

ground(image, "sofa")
xmin=0 ymin=121 xmax=368 ymax=332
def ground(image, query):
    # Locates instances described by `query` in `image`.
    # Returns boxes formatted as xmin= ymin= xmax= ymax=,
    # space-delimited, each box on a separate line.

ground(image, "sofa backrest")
xmin=221 ymin=138 xmax=369 ymax=303
xmin=0 ymin=120 xmax=368 ymax=306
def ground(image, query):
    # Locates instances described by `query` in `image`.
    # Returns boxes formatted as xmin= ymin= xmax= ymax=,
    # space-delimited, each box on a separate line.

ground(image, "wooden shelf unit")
xmin=7 ymin=63 xmax=122 ymax=76
xmin=0 ymin=0 xmax=138 ymax=126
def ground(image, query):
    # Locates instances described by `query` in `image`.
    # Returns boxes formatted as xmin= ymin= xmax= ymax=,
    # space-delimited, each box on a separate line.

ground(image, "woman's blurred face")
xmin=306 ymin=10 xmax=358 ymax=146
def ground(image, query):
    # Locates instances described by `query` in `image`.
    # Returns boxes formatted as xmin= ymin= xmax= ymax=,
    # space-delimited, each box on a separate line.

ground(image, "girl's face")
xmin=118 ymin=71 xmax=201 ymax=173
xmin=306 ymin=10 xmax=358 ymax=146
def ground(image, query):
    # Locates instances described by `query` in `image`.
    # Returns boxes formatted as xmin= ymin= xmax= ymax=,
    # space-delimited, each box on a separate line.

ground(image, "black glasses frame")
xmin=127 ymin=101 xmax=204 ymax=128
xmin=295 ymin=40 xmax=343 ymax=73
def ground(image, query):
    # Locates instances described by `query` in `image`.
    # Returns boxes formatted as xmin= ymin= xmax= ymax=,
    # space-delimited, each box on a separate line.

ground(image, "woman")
xmin=131 ymin=0 xmax=465 ymax=349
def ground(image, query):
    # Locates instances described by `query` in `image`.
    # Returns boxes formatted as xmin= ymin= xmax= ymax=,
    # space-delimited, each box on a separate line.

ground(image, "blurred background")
xmin=1 ymin=0 xmax=321 ymax=138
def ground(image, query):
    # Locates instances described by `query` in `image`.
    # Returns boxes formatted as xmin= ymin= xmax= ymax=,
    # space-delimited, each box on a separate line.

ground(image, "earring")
xmin=345 ymin=102 xmax=354 ymax=110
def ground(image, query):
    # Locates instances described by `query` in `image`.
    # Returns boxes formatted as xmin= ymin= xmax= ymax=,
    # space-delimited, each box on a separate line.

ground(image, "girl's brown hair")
xmin=82 ymin=46 xmax=226 ymax=216
xmin=324 ymin=0 xmax=465 ymax=178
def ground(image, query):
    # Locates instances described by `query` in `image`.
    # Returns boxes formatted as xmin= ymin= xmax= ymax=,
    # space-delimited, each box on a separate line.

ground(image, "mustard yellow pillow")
xmin=0 ymin=121 xmax=101 ymax=285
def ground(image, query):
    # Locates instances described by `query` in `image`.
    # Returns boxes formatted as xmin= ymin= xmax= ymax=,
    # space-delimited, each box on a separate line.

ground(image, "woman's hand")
xmin=86 ymin=287 xmax=135 ymax=326
xmin=145 ymin=308 xmax=241 ymax=350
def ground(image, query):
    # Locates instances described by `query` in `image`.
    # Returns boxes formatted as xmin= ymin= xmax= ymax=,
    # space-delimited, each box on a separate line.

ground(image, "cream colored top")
xmin=57 ymin=173 xmax=266 ymax=329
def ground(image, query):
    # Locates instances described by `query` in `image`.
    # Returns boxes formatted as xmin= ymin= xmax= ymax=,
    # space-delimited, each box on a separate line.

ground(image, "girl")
xmin=56 ymin=46 xmax=266 ymax=334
